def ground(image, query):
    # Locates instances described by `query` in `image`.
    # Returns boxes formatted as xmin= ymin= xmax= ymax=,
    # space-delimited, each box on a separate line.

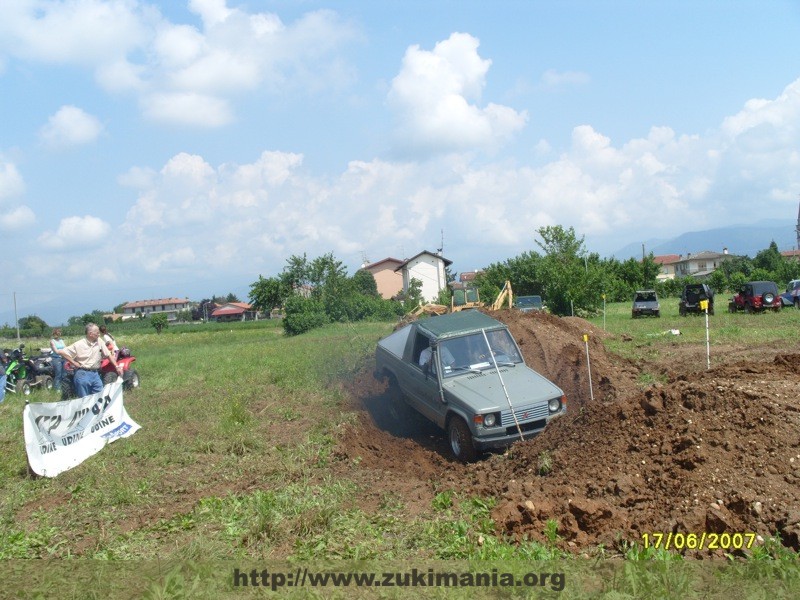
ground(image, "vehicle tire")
xmin=745 ymin=304 xmax=753 ymax=314
xmin=795 ymin=299 xmax=800 ymax=310
xmin=42 ymin=376 xmax=53 ymax=391
xmin=709 ymin=307 xmax=714 ymax=316
xmin=17 ymin=381 xmax=32 ymax=396
xmin=386 ymin=378 xmax=409 ymax=421
xmin=61 ymin=379 xmax=75 ymax=401
xmin=103 ymin=372 xmax=118 ymax=385
xmin=447 ymin=416 xmax=477 ymax=463
xmin=124 ymin=370 xmax=140 ymax=390
xmin=655 ymin=310 xmax=660 ymax=318
xmin=679 ymin=306 xmax=686 ymax=316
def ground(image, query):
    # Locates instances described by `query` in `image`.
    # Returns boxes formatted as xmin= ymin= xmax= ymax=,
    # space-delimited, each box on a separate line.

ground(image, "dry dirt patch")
xmin=340 ymin=310 xmax=800 ymax=556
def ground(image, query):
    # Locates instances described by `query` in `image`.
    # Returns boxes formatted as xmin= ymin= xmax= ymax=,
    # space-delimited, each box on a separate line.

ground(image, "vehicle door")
xmin=404 ymin=333 xmax=445 ymax=424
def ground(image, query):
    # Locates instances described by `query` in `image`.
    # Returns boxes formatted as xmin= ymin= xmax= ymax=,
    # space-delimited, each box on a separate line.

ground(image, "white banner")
xmin=23 ymin=380 xmax=141 ymax=477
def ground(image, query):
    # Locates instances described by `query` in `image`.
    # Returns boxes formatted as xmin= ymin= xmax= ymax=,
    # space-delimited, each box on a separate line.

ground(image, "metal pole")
xmin=584 ymin=334 xmax=595 ymax=402
xmin=704 ymin=301 xmax=711 ymax=370
xmin=481 ymin=328 xmax=524 ymax=441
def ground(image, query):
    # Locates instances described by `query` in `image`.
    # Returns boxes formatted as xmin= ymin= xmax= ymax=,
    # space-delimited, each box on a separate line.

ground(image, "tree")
xmin=18 ymin=315 xmax=48 ymax=333
xmin=352 ymin=269 xmax=379 ymax=297
xmin=225 ymin=292 xmax=240 ymax=303
xmin=249 ymin=276 xmax=289 ymax=312
xmin=151 ymin=313 xmax=168 ymax=334
xmin=534 ymin=225 xmax=595 ymax=315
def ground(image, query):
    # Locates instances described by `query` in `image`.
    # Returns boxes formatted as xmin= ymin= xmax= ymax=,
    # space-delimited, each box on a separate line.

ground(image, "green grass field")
xmin=2 ymin=306 xmax=798 ymax=597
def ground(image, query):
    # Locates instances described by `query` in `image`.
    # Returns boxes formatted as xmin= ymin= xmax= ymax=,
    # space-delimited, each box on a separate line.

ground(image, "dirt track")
xmin=338 ymin=310 xmax=800 ymax=557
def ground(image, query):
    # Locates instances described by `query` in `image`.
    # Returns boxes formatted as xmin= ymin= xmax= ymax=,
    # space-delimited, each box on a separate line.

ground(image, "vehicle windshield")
xmin=634 ymin=291 xmax=657 ymax=302
xmin=516 ymin=296 xmax=542 ymax=308
xmin=438 ymin=329 xmax=522 ymax=377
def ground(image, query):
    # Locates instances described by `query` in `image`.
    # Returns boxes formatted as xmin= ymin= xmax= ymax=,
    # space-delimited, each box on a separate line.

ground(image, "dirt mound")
xmin=339 ymin=310 xmax=800 ymax=556
xmin=482 ymin=309 xmax=640 ymax=408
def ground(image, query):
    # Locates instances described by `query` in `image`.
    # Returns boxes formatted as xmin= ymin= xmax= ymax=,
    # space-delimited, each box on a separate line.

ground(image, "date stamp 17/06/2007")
xmin=641 ymin=532 xmax=758 ymax=551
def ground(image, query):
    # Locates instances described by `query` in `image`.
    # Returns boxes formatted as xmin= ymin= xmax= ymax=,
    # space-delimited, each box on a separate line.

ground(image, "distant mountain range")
xmin=612 ymin=220 xmax=798 ymax=260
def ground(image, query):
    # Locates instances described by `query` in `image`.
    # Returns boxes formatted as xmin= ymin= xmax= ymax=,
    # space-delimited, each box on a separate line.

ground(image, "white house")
xmin=395 ymin=251 xmax=452 ymax=302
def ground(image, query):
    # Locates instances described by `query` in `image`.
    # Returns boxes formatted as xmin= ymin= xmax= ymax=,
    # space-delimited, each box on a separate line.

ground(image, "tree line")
xmin=5 ymin=225 xmax=798 ymax=338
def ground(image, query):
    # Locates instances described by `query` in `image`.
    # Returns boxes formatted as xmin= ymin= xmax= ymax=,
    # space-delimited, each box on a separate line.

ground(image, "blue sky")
xmin=2 ymin=0 xmax=800 ymax=326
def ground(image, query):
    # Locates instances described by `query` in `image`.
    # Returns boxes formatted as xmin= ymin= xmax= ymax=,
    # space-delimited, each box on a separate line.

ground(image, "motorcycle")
xmin=61 ymin=347 xmax=140 ymax=400
xmin=2 ymin=344 xmax=54 ymax=396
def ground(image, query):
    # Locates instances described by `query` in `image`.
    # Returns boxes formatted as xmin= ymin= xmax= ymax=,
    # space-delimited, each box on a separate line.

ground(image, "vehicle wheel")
xmin=679 ymin=306 xmax=686 ymax=316
xmin=61 ymin=379 xmax=75 ymax=401
xmin=655 ymin=310 xmax=660 ymax=318
xmin=386 ymin=378 xmax=409 ymax=421
xmin=17 ymin=381 xmax=32 ymax=396
xmin=745 ymin=304 xmax=753 ymax=314
xmin=447 ymin=416 xmax=477 ymax=463
xmin=728 ymin=302 xmax=736 ymax=313
xmin=708 ymin=307 xmax=714 ymax=316
xmin=123 ymin=370 xmax=140 ymax=390
xmin=103 ymin=372 xmax=118 ymax=385
xmin=795 ymin=299 xmax=800 ymax=310
xmin=42 ymin=376 xmax=53 ymax=391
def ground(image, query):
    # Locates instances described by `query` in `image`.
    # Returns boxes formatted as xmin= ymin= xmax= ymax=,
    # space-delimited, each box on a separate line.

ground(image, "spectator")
xmin=60 ymin=323 xmax=123 ymax=397
xmin=49 ymin=328 xmax=66 ymax=393
xmin=99 ymin=325 xmax=119 ymax=355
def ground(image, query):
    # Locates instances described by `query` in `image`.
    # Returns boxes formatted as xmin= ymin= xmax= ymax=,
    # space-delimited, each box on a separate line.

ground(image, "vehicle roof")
xmin=415 ymin=310 xmax=506 ymax=340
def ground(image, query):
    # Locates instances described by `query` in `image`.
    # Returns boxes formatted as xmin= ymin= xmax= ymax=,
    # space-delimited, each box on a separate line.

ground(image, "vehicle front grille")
xmin=500 ymin=404 xmax=549 ymax=428
xmin=505 ymin=418 xmax=546 ymax=435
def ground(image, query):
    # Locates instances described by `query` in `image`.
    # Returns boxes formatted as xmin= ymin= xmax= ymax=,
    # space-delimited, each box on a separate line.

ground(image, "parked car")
xmin=514 ymin=295 xmax=544 ymax=313
xmin=631 ymin=290 xmax=660 ymax=318
xmin=780 ymin=279 xmax=800 ymax=308
xmin=728 ymin=281 xmax=782 ymax=313
xmin=679 ymin=283 xmax=714 ymax=315
xmin=374 ymin=310 xmax=566 ymax=462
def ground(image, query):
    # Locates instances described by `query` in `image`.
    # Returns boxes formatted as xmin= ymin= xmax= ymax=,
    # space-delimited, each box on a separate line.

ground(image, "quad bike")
xmin=2 ymin=344 xmax=54 ymax=396
xmin=61 ymin=348 xmax=140 ymax=400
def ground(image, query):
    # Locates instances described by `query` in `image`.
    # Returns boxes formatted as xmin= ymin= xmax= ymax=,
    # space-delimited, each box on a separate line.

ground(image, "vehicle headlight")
xmin=548 ymin=398 xmax=562 ymax=413
xmin=483 ymin=413 xmax=497 ymax=427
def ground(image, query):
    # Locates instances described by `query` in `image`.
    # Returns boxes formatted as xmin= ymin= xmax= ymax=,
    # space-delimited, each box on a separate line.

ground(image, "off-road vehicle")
xmin=679 ymin=283 xmax=714 ymax=315
xmin=728 ymin=281 xmax=781 ymax=313
xmin=514 ymin=295 xmax=544 ymax=313
xmin=374 ymin=310 xmax=566 ymax=462
xmin=631 ymin=290 xmax=660 ymax=318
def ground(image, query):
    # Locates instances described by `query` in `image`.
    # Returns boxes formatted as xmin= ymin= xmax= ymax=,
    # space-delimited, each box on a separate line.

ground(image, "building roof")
xmin=653 ymin=254 xmax=681 ymax=265
xmin=122 ymin=298 xmax=189 ymax=309
xmin=364 ymin=257 xmax=404 ymax=270
xmin=394 ymin=250 xmax=453 ymax=271
xmin=210 ymin=302 xmax=252 ymax=317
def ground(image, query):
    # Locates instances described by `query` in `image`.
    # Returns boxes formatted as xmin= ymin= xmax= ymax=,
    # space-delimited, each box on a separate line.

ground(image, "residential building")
xmin=653 ymin=255 xmax=681 ymax=281
xmin=395 ymin=250 xmax=452 ymax=302
xmin=362 ymin=257 xmax=404 ymax=299
xmin=672 ymin=249 xmax=736 ymax=279
xmin=121 ymin=298 xmax=190 ymax=321
xmin=210 ymin=302 xmax=260 ymax=322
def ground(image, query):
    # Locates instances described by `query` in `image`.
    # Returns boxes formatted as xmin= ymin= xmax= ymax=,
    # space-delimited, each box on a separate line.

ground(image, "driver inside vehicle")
xmin=419 ymin=343 xmax=455 ymax=374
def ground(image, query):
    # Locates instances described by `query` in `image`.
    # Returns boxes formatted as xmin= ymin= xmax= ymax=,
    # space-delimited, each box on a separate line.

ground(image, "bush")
xmin=282 ymin=296 xmax=329 ymax=336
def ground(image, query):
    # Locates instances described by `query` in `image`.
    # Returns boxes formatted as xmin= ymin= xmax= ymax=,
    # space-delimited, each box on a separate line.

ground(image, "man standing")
xmin=59 ymin=323 xmax=123 ymax=398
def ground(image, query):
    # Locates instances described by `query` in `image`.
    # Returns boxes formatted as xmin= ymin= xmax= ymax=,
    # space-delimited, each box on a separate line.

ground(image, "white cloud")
xmin=540 ymin=68 xmax=590 ymax=90
xmin=0 ymin=206 xmax=35 ymax=231
xmin=39 ymin=105 xmax=103 ymax=148
xmin=0 ymin=2 xmax=357 ymax=127
xmin=141 ymin=92 xmax=232 ymax=127
xmin=0 ymin=158 xmax=25 ymax=199
xmin=39 ymin=215 xmax=111 ymax=250
xmin=388 ymin=33 xmax=528 ymax=154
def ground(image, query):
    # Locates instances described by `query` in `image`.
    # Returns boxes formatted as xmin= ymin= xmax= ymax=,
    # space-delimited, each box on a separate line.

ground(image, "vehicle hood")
xmin=442 ymin=365 xmax=563 ymax=411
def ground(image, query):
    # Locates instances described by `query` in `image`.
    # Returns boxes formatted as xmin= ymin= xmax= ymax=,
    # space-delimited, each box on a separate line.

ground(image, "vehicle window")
xmin=439 ymin=330 xmax=522 ymax=377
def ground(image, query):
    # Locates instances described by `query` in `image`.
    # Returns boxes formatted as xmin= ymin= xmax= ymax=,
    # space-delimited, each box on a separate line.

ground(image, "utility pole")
xmin=13 ymin=292 xmax=20 ymax=342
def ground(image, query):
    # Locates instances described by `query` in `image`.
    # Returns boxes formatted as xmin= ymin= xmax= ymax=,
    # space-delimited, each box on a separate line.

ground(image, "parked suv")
xmin=679 ymin=283 xmax=714 ymax=315
xmin=631 ymin=290 xmax=660 ymax=318
xmin=780 ymin=279 xmax=800 ymax=308
xmin=515 ymin=295 xmax=544 ymax=313
xmin=728 ymin=281 xmax=782 ymax=313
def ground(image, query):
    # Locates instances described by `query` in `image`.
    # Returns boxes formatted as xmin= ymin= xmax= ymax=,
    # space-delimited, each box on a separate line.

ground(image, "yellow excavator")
xmin=491 ymin=280 xmax=513 ymax=310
